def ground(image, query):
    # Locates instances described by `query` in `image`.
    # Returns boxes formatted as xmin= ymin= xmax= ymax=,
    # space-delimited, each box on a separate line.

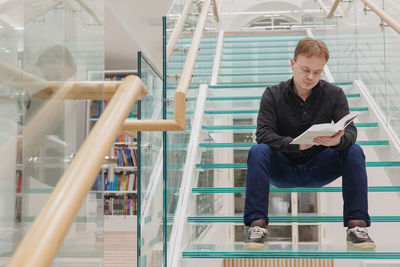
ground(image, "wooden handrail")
xmin=7 ymin=76 xmax=147 ymax=267
xmin=328 ymin=0 xmax=341 ymax=18
xmin=361 ymin=0 xmax=400 ymax=35
xmin=123 ymin=0 xmax=213 ymax=132
xmin=34 ymin=81 xmax=122 ymax=100
xmin=166 ymin=0 xmax=194 ymax=63
xmin=315 ymin=0 xmax=341 ymax=18
xmin=212 ymin=0 xmax=220 ymax=22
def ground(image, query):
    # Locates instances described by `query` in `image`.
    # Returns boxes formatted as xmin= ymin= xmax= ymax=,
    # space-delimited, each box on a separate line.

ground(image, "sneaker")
xmin=347 ymin=226 xmax=376 ymax=249
xmin=244 ymin=226 xmax=269 ymax=249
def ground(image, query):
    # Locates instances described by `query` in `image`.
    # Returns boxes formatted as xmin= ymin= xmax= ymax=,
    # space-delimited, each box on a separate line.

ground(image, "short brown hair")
xmin=294 ymin=37 xmax=329 ymax=62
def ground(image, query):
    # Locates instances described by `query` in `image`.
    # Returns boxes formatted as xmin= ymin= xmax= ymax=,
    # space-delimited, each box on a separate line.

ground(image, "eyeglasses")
xmin=298 ymin=66 xmax=324 ymax=77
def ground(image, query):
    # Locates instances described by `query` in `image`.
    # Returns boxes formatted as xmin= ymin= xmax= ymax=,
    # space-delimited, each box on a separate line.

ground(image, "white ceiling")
xmin=105 ymin=0 xmax=173 ymax=72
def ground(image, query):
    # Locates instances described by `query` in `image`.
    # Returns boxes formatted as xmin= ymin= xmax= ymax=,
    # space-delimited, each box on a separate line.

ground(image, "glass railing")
xmin=164 ymin=0 xmax=218 ymax=266
xmin=137 ymin=52 xmax=164 ymax=267
xmin=312 ymin=0 xmax=400 ymax=138
xmin=0 ymin=0 xmax=105 ymax=265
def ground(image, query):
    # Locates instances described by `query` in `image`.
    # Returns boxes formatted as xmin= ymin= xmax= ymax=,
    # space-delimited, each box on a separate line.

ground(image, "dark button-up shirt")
xmin=256 ymin=78 xmax=357 ymax=163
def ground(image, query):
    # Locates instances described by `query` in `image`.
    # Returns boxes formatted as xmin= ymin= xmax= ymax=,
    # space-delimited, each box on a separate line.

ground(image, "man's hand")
xmin=313 ymin=130 xmax=344 ymax=147
xmin=299 ymin=144 xmax=313 ymax=150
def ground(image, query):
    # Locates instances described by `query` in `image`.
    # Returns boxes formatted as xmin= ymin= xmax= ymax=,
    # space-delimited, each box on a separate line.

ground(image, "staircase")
xmin=167 ymin=32 xmax=400 ymax=266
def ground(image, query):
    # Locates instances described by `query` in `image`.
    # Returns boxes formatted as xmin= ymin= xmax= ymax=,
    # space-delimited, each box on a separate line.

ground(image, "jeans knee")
xmin=249 ymin=143 xmax=272 ymax=159
xmin=344 ymin=144 xmax=365 ymax=163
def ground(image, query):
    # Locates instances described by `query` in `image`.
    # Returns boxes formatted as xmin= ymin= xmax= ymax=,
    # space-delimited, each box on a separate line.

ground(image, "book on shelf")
xmin=114 ymin=145 xmax=137 ymax=167
xmin=104 ymin=170 xmax=137 ymax=192
xmin=15 ymin=196 xmax=22 ymax=223
xmin=290 ymin=112 xmax=360 ymax=145
xmin=89 ymin=100 xmax=106 ymax=119
xmin=16 ymin=170 xmax=22 ymax=193
xmin=104 ymin=193 xmax=137 ymax=215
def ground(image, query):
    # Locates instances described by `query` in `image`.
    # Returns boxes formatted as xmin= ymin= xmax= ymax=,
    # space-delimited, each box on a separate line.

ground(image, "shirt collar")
xmin=285 ymin=77 xmax=323 ymax=100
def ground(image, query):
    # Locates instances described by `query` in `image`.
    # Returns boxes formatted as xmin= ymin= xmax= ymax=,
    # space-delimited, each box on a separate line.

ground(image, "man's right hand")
xmin=299 ymin=144 xmax=313 ymax=150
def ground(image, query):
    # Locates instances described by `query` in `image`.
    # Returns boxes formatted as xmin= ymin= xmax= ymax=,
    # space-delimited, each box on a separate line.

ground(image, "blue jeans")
xmin=243 ymin=143 xmax=371 ymax=227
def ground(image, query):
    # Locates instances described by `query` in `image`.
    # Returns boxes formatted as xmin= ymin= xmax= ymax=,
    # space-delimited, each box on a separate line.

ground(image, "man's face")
xmin=290 ymin=54 xmax=326 ymax=93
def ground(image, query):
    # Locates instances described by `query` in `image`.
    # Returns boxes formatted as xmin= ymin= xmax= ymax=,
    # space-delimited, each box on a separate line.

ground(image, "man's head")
xmin=290 ymin=37 xmax=329 ymax=95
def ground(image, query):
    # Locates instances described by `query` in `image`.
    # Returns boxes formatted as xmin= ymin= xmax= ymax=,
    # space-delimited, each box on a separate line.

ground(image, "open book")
xmin=290 ymin=111 xmax=360 ymax=145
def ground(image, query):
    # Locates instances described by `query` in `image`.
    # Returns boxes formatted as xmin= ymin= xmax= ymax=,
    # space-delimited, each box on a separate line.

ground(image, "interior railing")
xmin=315 ymin=0 xmax=342 ymax=18
xmin=360 ymin=0 xmax=400 ymax=35
xmin=313 ymin=0 xmax=400 ymax=139
xmin=7 ymin=76 xmax=147 ymax=267
xmin=123 ymin=0 xmax=217 ymax=133
xmin=316 ymin=0 xmax=400 ymax=34
xmin=4 ymin=0 xmax=220 ymax=265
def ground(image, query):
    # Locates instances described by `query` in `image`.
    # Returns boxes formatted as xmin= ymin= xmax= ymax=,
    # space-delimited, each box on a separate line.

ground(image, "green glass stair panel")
xmin=203 ymin=94 xmax=359 ymax=102
xmin=221 ymin=56 xmax=292 ymax=62
xmin=182 ymin=244 xmax=400 ymax=259
xmin=223 ymin=52 xmax=294 ymax=57
xmin=204 ymin=107 xmax=368 ymax=115
xmin=219 ymin=72 xmax=292 ymax=77
xmin=192 ymin=186 xmax=400 ymax=194
xmin=223 ymin=39 xmax=303 ymax=44
xmin=199 ymin=140 xmax=389 ymax=149
xmin=187 ymin=215 xmax=400 ymax=223
xmin=201 ymin=122 xmax=376 ymax=131
xmin=224 ymin=34 xmax=305 ymax=39
xmin=209 ymin=81 xmax=354 ymax=89
xmin=220 ymin=63 xmax=296 ymax=69
xmin=223 ymin=50 xmax=295 ymax=55
xmin=169 ymin=57 xmax=216 ymax=63
xmin=168 ymin=140 xmax=388 ymax=152
xmin=196 ymin=161 xmax=400 ymax=169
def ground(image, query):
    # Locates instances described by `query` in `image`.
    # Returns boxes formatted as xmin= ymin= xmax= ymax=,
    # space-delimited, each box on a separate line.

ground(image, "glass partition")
xmin=382 ymin=0 xmax=400 ymax=136
xmin=165 ymin=0 xmax=218 ymax=265
xmin=312 ymin=0 xmax=400 ymax=138
xmin=0 ymin=0 xmax=105 ymax=265
xmin=137 ymin=52 xmax=164 ymax=267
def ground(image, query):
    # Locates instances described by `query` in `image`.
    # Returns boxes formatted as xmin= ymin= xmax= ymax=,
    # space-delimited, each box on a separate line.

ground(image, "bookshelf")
xmin=87 ymin=70 xmax=138 ymax=231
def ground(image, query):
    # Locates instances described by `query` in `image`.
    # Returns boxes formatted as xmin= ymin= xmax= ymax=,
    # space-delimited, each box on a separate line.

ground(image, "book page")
xmin=334 ymin=111 xmax=360 ymax=131
xmin=290 ymin=111 xmax=360 ymax=145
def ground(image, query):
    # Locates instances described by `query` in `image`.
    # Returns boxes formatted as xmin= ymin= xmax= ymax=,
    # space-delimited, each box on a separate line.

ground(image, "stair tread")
xmin=182 ymin=244 xmax=400 ymax=259
xmin=201 ymin=93 xmax=359 ymax=101
xmin=204 ymin=107 xmax=368 ymax=114
xmin=187 ymin=215 xmax=400 ymax=223
xmin=192 ymin=186 xmax=400 ymax=193
xmin=199 ymin=141 xmax=389 ymax=148
xmin=201 ymin=122 xmax=377 ymax=131
xmin=210 ymin=81 xmax=353 ymax=88
xmin=196 ymin=161 xmax=400 ymax=169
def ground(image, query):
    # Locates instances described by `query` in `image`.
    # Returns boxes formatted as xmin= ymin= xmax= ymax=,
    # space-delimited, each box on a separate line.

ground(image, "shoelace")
xmin=249 ymin=226 xmax=268 ymax=239
xmin=349 ymin=226 xmax=369 ymax=239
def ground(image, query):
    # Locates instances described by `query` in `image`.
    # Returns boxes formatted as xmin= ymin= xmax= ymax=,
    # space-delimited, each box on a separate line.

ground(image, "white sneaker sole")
xmin=347 ymin=241 xmax=376 ymax=249
xmin=243 ymin=241 xmax=269 ymax=250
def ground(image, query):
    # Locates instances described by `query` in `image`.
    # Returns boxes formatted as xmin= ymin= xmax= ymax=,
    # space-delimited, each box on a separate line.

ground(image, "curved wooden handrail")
xmin=361 ymin=0 xmax=400 ymax=35
xmin=7 ymin=76 xmax=147 ymax=267
xmin=315 ymin=0 xmax=341 ymax=18
xmin=124 ymin=0 xmax=213 ymax=132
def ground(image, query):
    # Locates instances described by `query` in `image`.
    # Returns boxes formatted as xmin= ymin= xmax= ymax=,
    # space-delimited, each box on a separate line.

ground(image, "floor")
xmin=104 ymin=231 xmax=137 ymax=267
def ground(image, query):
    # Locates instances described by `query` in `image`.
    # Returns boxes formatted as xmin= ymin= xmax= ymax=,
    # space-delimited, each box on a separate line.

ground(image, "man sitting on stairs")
xmin=243 ymin=37 xmax=375 ymax=250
